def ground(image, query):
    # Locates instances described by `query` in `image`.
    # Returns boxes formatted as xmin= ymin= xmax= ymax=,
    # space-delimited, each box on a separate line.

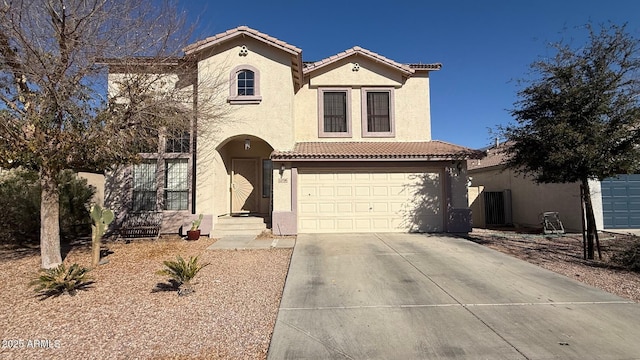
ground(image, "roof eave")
xmin=184 ymin=27 xmax=302 ymax=57
xmin=303 ymin=47 xmax=415 ymax=77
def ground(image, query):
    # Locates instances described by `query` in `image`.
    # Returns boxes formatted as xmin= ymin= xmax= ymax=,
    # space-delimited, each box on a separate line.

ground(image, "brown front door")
xmin=231 ymin=158 xmax=258 ymax=213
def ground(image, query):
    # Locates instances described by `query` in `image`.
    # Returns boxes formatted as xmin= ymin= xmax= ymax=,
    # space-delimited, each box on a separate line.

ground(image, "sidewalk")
xmin=207 ymin=235 xmax=295 ymax=250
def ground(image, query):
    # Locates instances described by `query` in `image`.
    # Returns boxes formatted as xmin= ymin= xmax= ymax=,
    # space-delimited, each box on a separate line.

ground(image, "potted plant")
xmin=186 ymin=214 xmax=203 ymax=240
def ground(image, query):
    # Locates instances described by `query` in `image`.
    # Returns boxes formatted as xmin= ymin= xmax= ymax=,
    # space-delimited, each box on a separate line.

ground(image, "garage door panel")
xmin=354 ymin=202 xmax=371 ymax=212
xmin=354 ymin=219 xmax=372 ymax=230
xmin=337 ymin=219 xmax=353 ymax=229
xmin=371 ymin=173 xmax=388 ymax=180
xmin=300 ymin=218 xmax=318 ymax=230
xmin=298 ymin=168 xmax=443 ymax=233
xmin=337 ymin=203 xmax=353 ymax=212
xmin=318 ymin=203 xmax=335 ymax=213
xmin=602 ymin=174 xmax=640 ymax=229
xmin=318 ymin=173 xmax=335 ymax=181
xmin=372 ymin=187 xmax=388 ymax=196
xmin=299 ymin=203 xmax=317 ymax=213
xmin=371 ymin=203 xmax=388 ymax=212
xmin=301 ymin=186 xmax=318 ymax=196
xmin=371 ymin=218 xmax=391 ymax=229
xmin=318 ymin=187 xmax=335 ymax=196
xmin=318 ymin=219 xmax=335 ymax=230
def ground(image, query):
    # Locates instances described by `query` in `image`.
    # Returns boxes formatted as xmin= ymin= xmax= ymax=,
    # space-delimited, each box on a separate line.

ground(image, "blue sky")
xmin=179 ymin=0 xmax=640 ymax=149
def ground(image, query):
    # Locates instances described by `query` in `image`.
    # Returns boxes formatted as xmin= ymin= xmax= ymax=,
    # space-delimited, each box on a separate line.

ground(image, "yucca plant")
xmin=30 ymin=263 xmax=94 ymax=299
xmin=156 ymin=256 xmax=209 ymax=296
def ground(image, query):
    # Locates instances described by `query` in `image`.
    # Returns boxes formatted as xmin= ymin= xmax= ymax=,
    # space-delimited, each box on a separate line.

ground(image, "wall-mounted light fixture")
xmin=279 ymin=163 xmax=286 ymax=178
xmin=244 ymin=138 xmax=251 ymax=150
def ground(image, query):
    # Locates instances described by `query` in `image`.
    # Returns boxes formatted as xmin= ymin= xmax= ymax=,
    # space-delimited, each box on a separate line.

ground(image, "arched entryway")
xmin=216 ymin=135 xmax=274 ymax=216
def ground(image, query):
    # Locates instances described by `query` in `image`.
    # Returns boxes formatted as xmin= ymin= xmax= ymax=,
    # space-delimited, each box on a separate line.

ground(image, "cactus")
xmin=90 ymin=204 xmax=115 ymax=267
xmin=190 ymin=214 xmax=203 ymax=231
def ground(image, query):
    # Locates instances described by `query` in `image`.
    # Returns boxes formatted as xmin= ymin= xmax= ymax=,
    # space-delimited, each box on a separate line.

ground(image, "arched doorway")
xmin=216 ymin=135 xmax=274 ymax=216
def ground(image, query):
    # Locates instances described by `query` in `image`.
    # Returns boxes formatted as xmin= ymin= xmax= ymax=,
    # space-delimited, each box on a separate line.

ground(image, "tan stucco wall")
xmin=272 ymin=165 xmax=292 ymax=212
xmin=469 ymin=167 xmax=604 ymax=232
xmin=78 ymin=172 xmax=105 ymax=206
xmin=196 ymin=37 xmax=296 ymax=150
xmin=195 ymin=37 xmax=297 ymax=221
xmin=295 ymin=58 xmax=432 ymax=142
xmin=448 ymin=163 xmax=469 ymax=209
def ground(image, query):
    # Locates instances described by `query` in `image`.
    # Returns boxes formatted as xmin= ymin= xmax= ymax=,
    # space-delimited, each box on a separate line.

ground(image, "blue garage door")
xmin=601 ymin=174 xmax=640 ymax=229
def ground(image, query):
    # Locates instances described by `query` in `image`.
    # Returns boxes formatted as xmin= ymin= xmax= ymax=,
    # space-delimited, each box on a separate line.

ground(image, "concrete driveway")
xmin=267 ymin=233 xmax=640 ymax=359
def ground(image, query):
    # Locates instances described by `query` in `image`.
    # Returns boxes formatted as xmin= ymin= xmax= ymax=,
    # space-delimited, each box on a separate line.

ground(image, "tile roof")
xmin=303 ymin=47 xmax=440 ymax=76
xmin=467 ymin=143 xmax=510 ymax=170
xmin=271 ymin=141 xmax=484 ymax=161
xmin=183 ymin=26 xmax=302 ymax=55
xmin=409 ymin=63 xmax=443 ymax=70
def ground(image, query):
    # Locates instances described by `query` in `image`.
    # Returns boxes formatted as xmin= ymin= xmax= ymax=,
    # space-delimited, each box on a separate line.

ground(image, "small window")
xmin=262 ymin=159 xmax=272 ymax=197
xmin=362 ymin=88 xmax=395 ymax=137
xmin=133 ymin=161 xmax=157 ymax=211
xmin=165 ymin=130 xmax=190 ymax=153
xmin=164 ymin=159 xmax=189 ymax=210
xmin=318 ymin=88 xmax=351 ymax=138
xmin=237 ymin=70 xmax=255 ymax=96
xmin=228 ymin=65 xmax=262 ymax=104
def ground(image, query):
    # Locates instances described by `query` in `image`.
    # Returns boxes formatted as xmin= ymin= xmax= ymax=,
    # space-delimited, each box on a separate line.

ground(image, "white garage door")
xmin=298 ymin=168 xmax=443 ymax=233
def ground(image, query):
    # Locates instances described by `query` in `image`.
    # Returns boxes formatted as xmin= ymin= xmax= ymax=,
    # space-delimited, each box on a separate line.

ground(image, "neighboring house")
xmin=104 ymin=26 xmax=483 ymax=236
xmin=467 ymin=143 xmax=604 ymax=232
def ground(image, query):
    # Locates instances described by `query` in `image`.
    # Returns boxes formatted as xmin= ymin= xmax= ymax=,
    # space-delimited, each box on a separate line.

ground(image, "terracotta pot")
xmin=186 ymin=229 xmax=201 ymax=241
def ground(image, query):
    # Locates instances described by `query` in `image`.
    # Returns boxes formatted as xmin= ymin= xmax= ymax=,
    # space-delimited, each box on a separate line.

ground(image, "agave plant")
xmin=156 ymin=256 xmax=209 ymax=296
xmin=30 ymin=263 xmax=94 ymax=299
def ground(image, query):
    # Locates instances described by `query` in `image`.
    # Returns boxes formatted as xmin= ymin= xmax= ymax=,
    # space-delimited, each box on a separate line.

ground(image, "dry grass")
xmin=0 ymin=236 xmax=292 ymax=359
xmin=467 ymin=228 xmax=640 ymax=302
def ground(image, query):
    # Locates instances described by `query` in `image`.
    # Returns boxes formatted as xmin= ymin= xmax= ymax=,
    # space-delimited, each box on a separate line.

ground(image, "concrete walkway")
xmin=207 ymin=235 xmax=295 ymax=250
xmin=268 ymin=233 xmax=640 ymax=359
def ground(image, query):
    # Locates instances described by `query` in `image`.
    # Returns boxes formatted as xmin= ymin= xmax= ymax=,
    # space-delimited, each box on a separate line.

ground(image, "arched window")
xmin=229 ymin=65 xmax=262 ymax=104
xmin=237 ymin=70 xmax=255 ymax=96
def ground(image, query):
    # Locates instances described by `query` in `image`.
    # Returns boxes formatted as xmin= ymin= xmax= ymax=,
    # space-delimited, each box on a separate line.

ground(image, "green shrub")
xmin=156 ymin=256 xmax=209 ymax=296
xmin=58 ymin=171 xmax=96 ymax=239
xmin=30 ymin=263 xmax=94 ymax=299
xmin=0 ymin=169 xmax=40 ymax=243
xmin=0 ymin=169 xmax=96 ymax=244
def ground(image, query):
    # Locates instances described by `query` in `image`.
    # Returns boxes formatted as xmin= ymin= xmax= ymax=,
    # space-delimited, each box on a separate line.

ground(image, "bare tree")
xmin=0 ymin=0 xmax=224 ymax=268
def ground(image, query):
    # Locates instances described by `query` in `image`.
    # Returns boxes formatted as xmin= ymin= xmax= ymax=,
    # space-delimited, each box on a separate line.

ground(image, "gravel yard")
xmin=2 ymin=229 xmax=639 ymax=359
xmin=0 ymin=236 xmax=292 ymax=359
xmin=467 ymin=228 xmax=640 ymax=302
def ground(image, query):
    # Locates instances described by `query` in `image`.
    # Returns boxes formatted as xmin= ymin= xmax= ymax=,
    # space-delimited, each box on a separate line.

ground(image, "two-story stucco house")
xmin=105 ymin=26 xmax=482 ymax=236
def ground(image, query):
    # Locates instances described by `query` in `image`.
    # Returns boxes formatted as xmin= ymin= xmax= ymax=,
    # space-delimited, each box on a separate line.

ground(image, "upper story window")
xmin=362 ymin=88 xmax=395 ymax=137
xmin=237 ymin=70 xmax=255 ymax=96
xmin=318 ymin=88 xmax=351 ymax=138
xmin=228 ymin=64 xmax=262 ymax=104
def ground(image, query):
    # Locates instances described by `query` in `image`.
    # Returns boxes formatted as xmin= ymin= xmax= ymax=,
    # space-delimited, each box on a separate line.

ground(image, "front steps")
xmin=210 ymin=215 xmax=269 ymax=238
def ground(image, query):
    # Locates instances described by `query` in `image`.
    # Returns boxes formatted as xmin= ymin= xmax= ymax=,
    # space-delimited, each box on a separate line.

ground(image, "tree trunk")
xmin=581 ymin=178 xmax=597 ymax=260
xmin=40 ymin=168 xmax=62 ymax=269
